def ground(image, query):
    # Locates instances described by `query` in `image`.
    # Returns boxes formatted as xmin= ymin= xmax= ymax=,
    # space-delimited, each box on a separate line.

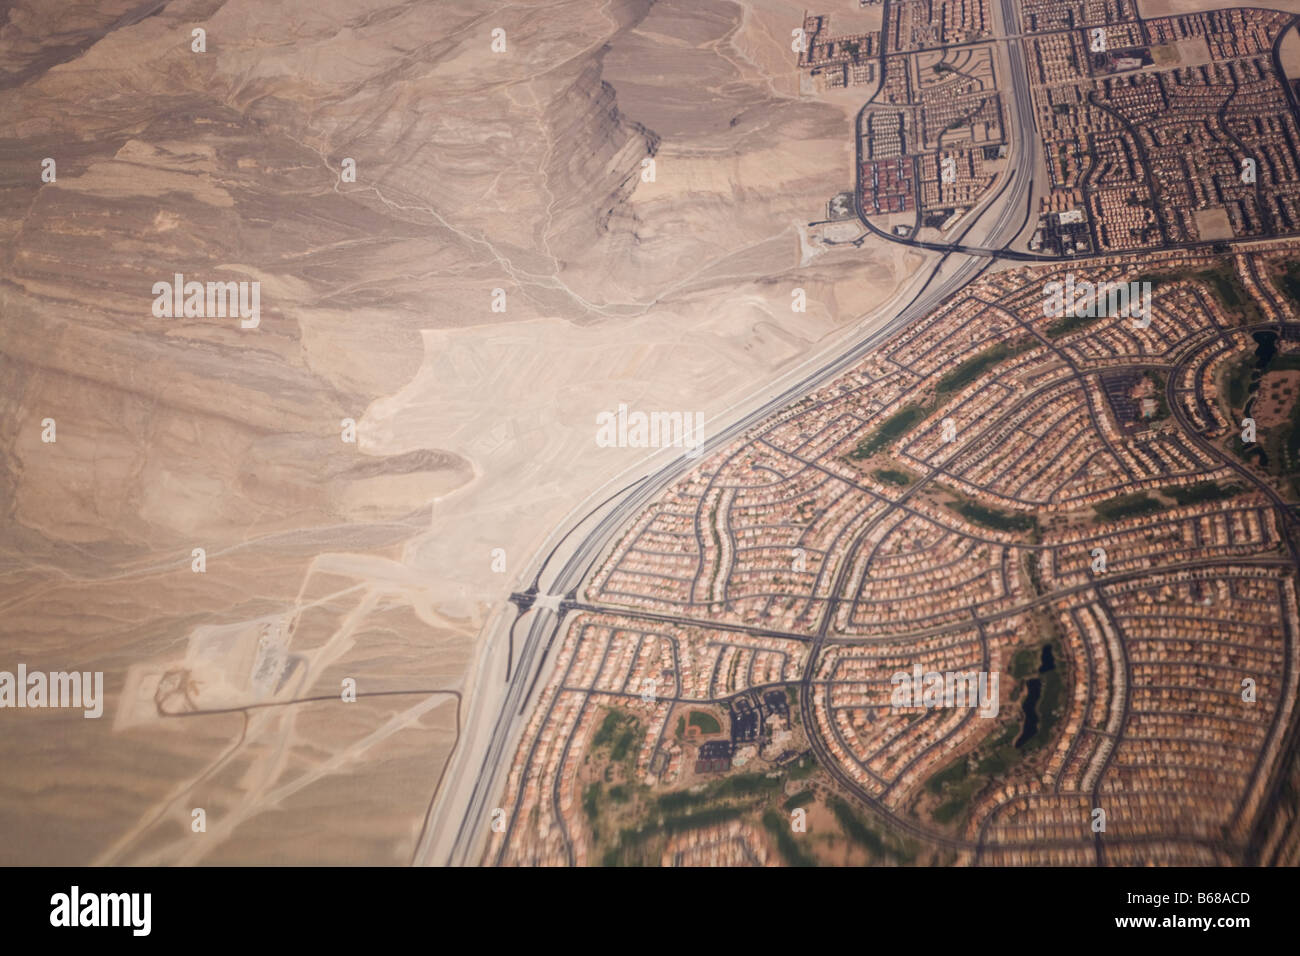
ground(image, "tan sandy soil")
xmin=1195 ymin=206 xmax=1234 ymax=241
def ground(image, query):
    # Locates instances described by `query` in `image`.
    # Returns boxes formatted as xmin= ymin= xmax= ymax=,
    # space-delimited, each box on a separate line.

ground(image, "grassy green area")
xmin=612 ymin=729 xmax=637 ymax=762
xmin=1093 ymin=492 xmax=1162 ymax=521
xmin=847 ymin=342 xmax=1032 ymax=464
xmin=705 ymin=501 xmax=723 ymax=607
xmin=925 ymin=760 xmax=987 ymax=827
xmin=1010 ymin=646 xmax=1040 ymax=680
xmin=951 ymin=499 xmax=1038 ymax=533
xmin=591 ymin=709 xmax=643 ymax=766
xmin=932 ymin=798 xmax=967 ymax=824
xmin=1197 ymin=265 xmax=1249 ymax=312
xmin=1162 ymin=481 xmax=1243 ymax=506
xmin=828 ymin=797 xmax=916 ymax=863
xmin=925 ymin=756 xmax=969 ymax=795
xmin=975 ymin=723 xmax=1022 ymax=777
xmin=713 ymin=773 xmax=783 ymax=801
xmin=584 ymin=783 xmax=607 ymax=845
xmin=1045 ymin=312 xmax=1104 ymax=339
xmin=782 ymin=789 xmax=815 ymax=811
xmin=590 ymin=747 xmax=829 ymax=865
xmin=829 ymin=797 xmax=886 ymax=855
xmin=1149 ymin=372 xmax=1169 ymax=422
xmin=1226 ymin=353 xmax=1254 ymax=411
xmin=1026 ymin=548 xmax=1044 ymax=595
xmin=687 ymin=710 xmax=721 ymax=735
xmin=656 ymin=772 xmax=783 ymax=814
xmin=874 ymin=467 xmax=915 ymax=487
xmin=599 ymin=766 xmax=801 ymax=865
xmin=936 ymin=340 xmax=1032 ymax=395
xmin=1138 ymin=264 xmax=1261 ymax=324
xmin=592 ymin=711 xmax=622 ymax=748
xmin=655 ymin=790 xmax=709 ymax=814
xmin=1275 ymin=260 xmax=1300 ymax=312
xmin=975 ymin=747 xmax=1011 ymax=776
xmin=785 ymin=752 xmax=818 ymax=780
xmin=850 ymin=404 xmax=926 ymax=459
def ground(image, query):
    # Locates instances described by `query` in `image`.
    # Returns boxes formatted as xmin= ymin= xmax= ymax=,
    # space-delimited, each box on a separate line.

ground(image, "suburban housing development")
xmin=488 ymin=249 xmax=1300 ymax=866
xmin=479 ymin=0 xmax=1300 ymax=868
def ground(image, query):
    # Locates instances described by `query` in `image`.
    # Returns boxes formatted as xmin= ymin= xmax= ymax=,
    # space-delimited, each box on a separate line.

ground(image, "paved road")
xmin=419 ymin=0 xmax=1045 ymax=867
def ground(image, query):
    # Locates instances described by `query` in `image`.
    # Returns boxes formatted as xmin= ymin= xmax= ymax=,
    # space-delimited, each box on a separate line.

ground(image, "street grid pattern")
xmin=489 ymin=253 xmax=1300 ymax=866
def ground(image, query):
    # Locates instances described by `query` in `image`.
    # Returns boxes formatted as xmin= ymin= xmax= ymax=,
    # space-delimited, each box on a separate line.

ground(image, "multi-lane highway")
xmin=418 ymin=0 xmax=1044 ymax=867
